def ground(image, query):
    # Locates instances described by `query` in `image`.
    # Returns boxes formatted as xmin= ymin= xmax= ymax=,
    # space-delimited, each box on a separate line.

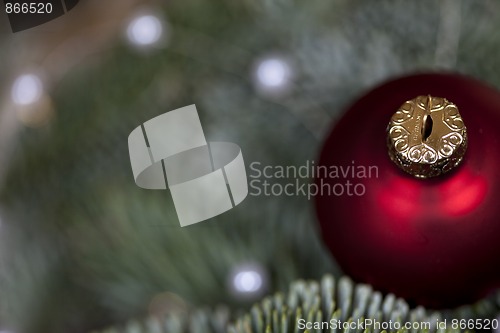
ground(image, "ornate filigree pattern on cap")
xmin=387 ymin=95 xmax=467 ymax=178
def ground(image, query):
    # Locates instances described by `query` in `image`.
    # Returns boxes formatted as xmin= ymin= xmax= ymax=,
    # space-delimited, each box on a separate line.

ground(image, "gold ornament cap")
xmin=387 ymin=95 xmax=467 ymax=178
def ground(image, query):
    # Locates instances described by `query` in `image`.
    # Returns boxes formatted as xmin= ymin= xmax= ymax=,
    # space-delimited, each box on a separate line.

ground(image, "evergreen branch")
xmin=92 ymin=275 xmax=500 ymax=333
xmin=228 ymin=275 xmax=499 ymax=333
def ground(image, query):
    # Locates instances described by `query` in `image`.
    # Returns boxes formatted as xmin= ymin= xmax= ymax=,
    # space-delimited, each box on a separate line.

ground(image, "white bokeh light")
xmin=11 ymin=74 xmax=43 ymax=106
xmin=255 ymin=57 xmax=291 ymax=90
xmin=127 ymin=14 xmax=163 ymax=46
xmin=234 ymin=270 xmax=263 ymax=293
xmin=229 ymin=263 xmax=267 ymax=299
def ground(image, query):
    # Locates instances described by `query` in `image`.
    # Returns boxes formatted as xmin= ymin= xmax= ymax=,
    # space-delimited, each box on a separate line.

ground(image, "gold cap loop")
xmin=387 ymin=95 xmax=467 ymax=178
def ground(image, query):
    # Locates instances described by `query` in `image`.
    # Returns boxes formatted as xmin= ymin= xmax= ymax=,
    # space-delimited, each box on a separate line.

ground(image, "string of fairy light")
xmin=8 ymin=11 xmax=292 ymax=117
xmin=0 ymin=7 xmax=291 ymax=331
xmin=6 ymin=3 xmax=286 ymax=282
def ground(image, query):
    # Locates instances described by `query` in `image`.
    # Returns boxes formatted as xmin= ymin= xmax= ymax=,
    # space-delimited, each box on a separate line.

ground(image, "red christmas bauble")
xmin=315 ymin=73 xmax=500 ymax=308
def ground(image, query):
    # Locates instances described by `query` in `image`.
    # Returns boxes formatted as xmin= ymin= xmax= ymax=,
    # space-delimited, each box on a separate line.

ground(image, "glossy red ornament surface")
xmin=315 ymin=73 xmax=500 ymax=308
